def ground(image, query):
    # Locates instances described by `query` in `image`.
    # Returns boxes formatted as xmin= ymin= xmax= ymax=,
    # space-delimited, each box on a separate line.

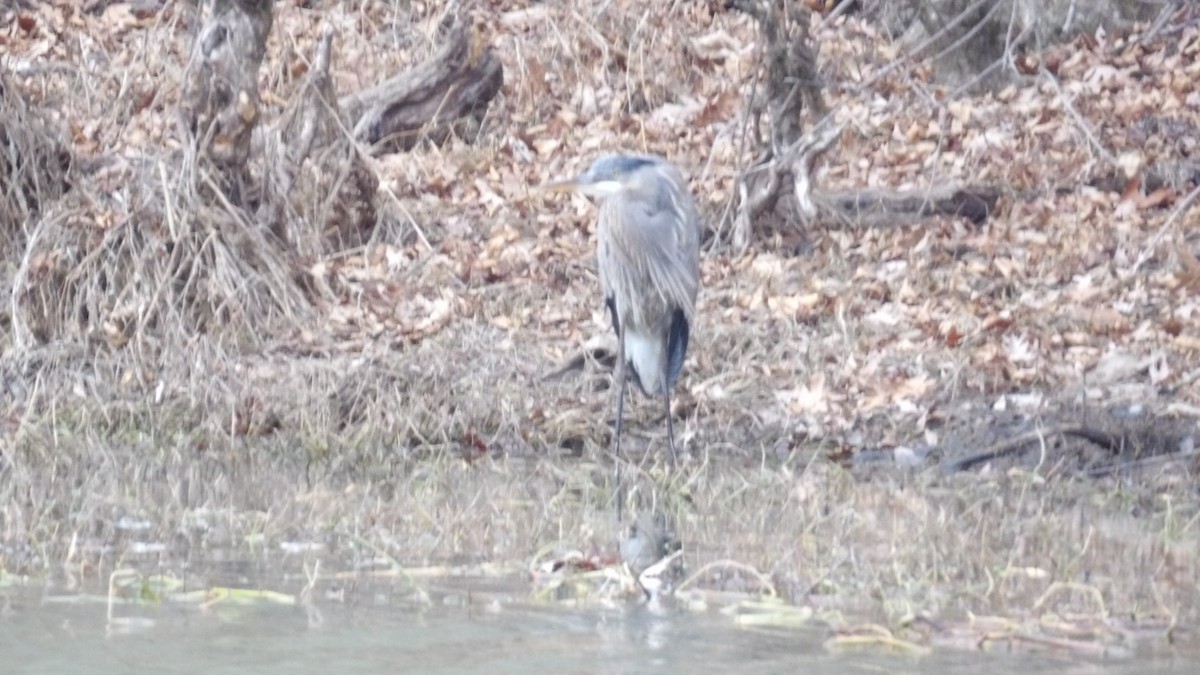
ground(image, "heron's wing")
xmin=614 ymin=187 xmax=701 ymax=324
xmin=601 ymin=197 xmax=697 ymax=393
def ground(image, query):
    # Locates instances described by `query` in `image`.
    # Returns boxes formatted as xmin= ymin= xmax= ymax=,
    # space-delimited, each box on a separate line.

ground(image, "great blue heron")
xmin=539 ymin=153 xmax=701 ymax=474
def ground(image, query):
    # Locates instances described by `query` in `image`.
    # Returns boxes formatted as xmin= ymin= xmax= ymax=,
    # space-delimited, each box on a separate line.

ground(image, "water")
xmin=0 ymin=580 xmax=1190 ymax=674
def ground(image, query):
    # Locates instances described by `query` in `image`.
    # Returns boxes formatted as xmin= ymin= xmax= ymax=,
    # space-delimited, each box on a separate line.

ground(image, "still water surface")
xmin=0 ymin=579 xmax=1188 ymax=674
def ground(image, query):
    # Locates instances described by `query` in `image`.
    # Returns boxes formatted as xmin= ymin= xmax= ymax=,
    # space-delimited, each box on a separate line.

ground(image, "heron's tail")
xmin=624 ymin=307 xmax=689 ymax=396
xmin=665 ymin=307 xmax=688 ymax=391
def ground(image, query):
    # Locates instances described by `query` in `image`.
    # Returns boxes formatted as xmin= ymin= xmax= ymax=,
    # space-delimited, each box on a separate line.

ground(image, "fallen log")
xmin=815 ymin=185 xmax=1001 ymax=228
xmin=341 ymin=17 xmax=504 ymax=152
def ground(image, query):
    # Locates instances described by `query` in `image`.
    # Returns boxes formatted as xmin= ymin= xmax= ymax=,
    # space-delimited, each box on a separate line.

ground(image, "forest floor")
xmin=2 ymin=0 xmax=1199 ymax=660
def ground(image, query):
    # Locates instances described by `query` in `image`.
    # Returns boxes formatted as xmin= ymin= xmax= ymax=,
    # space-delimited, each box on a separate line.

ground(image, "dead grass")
xmin=1 ymin=0 xmax=1199 ymax=656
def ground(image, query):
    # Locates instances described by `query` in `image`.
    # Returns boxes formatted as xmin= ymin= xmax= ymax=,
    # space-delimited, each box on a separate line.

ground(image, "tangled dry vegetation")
xmin=2 ymin=0 xmax=1200 ymax=657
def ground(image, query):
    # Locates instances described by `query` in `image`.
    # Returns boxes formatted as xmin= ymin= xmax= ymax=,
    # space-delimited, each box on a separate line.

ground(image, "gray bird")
xmin=539 ymin=153 xmax=701 ymax=483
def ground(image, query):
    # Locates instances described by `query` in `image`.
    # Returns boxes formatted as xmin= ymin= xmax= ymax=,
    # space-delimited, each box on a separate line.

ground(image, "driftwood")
xmin=729 ymin=0 xmax=1002 ymax=249
xmin=181 ymin=2 xmax=503 ymax=165
xmin=816 ymin=185 xmax=1000 ymax=227
xmin=263 ymin=25 xmax=378 ymax=255
xmin=743 ymin=119 xmax=998 ymax=230
xmin=341 ymin=17 xmax=504 ymax=152
xmin=176 ymin=3 xmax=502 ymax=251
xmin=728 ymin=0 xmax=827 ymax=251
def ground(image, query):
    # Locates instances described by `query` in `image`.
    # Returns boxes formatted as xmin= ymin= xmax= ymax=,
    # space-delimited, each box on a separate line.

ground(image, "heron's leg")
xmin=664 ymin=387 xmax=677 ymax=465
xmin=612 ymin=325 xmax=627 ymax=521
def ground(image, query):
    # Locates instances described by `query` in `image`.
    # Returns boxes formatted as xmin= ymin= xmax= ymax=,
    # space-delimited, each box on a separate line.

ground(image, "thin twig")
xmin=1039 ymin=67 xmax=1118 ymax=167
xmin=1130 ymin=183 xmax=1200 ymax=276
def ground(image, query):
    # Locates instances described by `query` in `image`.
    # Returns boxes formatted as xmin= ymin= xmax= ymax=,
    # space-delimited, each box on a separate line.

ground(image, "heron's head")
xmin=536 ymin=154 xmax=661 ymax=198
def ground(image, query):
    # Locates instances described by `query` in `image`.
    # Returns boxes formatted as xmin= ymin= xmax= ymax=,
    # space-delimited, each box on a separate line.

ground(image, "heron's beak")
xmin=537 ymin=178 xmax=626 ymax=199
xmin=533 ymin=178 xmax=583 ymax=194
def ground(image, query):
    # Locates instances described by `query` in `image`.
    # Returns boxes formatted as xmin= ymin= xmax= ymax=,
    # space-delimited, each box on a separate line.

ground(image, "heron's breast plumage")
xmin=623 ymin=328 xmax=666 ymax=396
